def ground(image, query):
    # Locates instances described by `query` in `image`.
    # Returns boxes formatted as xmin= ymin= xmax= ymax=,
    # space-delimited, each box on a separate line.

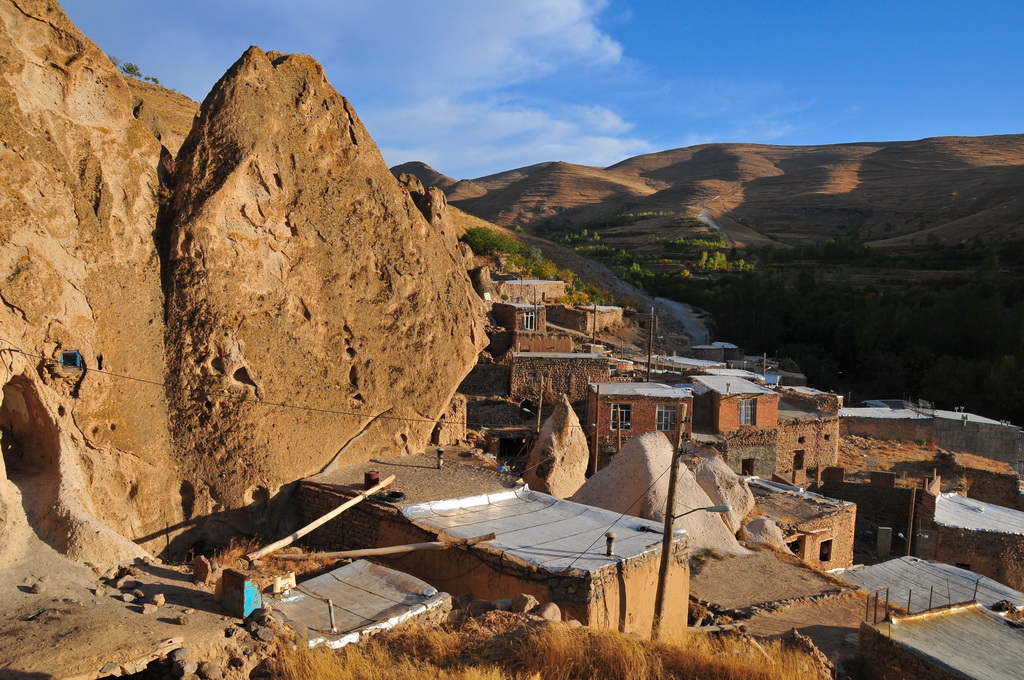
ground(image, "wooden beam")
xmin=270 ymin=533 xmax=496 ymax=560
xmin=246 ymin=475 xmax=395 ymax=562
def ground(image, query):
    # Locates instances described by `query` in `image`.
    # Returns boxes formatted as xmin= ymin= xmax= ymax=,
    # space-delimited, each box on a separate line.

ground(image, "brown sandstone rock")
xmin=685 ymin=448 xmax=755 ymax=533
xmin=522 ymin=395 xmax=589 ymax=497
xmin=164 ymin=46 xmax=485 ymax=536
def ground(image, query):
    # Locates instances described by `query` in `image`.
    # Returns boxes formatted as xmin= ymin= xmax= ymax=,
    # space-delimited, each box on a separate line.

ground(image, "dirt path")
xmin=743 ymin=592 xmax=868 ymax=667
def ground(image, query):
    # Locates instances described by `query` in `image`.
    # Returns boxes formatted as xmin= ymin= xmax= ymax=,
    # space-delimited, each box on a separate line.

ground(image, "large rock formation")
xmin=685 ymin=449 xmax=755 ymax=533
xmin=0 ymin=0 xmax=170 ymax=568
xmin=0 ymin=1 xmax=485 ymax=565
xmin=522 ymin=395 xmax=589 ymax=497
xmin=164 ymin=46 xmax=486 ymax=542
xmin=571 ymin=432 xmax=748 ymax=555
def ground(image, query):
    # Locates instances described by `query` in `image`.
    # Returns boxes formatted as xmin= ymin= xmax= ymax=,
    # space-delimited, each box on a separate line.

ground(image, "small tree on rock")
xmin=120 ymin=62 xmax=142 ymax=78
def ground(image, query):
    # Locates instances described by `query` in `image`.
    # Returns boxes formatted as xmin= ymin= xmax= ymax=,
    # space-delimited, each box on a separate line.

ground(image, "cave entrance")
xmin=1 ymin=375 xmax=62 ymax=543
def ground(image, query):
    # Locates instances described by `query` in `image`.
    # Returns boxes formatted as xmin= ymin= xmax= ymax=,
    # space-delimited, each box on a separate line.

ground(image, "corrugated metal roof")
xmin=589 ymin=382 xmax=692 ymax=398
xmin=401 ymin=488 xmax=684 ymax=576
xmin=691 ymin=375 xmax=775 ymax=396
xmin=933 ymin=409 xmax=1018 ymax=428
xmin=934 ymin=493 xmax=1024 ymax=535
xmin=839 ymin=407 xmax=930 ymax=420
xmin=838 ymin=557 xmax=1022 ymax=611
xmin=276 ymin=560 xmax=450 ymax=649
xmin=872 ymin=603 xmax=1024 ymax=680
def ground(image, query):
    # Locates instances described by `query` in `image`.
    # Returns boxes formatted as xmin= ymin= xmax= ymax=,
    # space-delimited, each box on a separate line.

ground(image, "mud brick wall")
xmin=933 ymin=526 xmax=1024 ymax=591
xmin=774 ymin=387 xmax=840 ymax=414
xmin=493 ymin=280 xmax=566 ymax=302
xmin=546 ymin=305 xmax=623 ymax=334
xmin=513 ymin=332 xmax=574 ymax=353
xmin=840 ymin=415 xmax=934 ymax=444
xmin=949 ymin=458 xmax=1024 ymax=510
xmin=491 ymin=303 xmax=546 ymax=333
xmin=586 ymin=393 xmax=692 ymax=454
xmin=776 ymin=416 xmax=839 ymax=476
xmin=858 ymin=622 xmax=963 ymax=680
xmin=296 ymin=481 xmax=403 ymax=551
xmin=785 ymin=503 xmax=857 ymax=569
xmin=509 ymin=356 xmax=613 ymax=402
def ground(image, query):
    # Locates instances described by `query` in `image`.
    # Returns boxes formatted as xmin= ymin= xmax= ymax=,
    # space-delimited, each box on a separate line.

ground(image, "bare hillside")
xmin=401 ymin=136 xmax=1024 ymax=249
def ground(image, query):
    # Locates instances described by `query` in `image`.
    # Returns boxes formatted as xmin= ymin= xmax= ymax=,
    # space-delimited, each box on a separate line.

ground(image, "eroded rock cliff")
xmin=0 ymin=1 xmax=485 ymax=565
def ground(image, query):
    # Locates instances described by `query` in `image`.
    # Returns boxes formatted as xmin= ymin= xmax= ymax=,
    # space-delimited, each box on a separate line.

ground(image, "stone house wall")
xmin=586 ymin=392 xmax=692 ymax=454
xmin=933 ymin=417 xmax=1022 ymax=467
xmin=775 ymin=416 xmax=839 ymax=479
xmin=491 ymin=303 xmax=546 ymax=333
xmin=294 ymin=481 xmax=690 ymax=636
xmin=773 ymin=387 xmax=840 ymax=413
xmin=840 ymin=415 xmax=935 ymax=444
xmin=858 ymin=622 xmax=963 ymax=680
xmin=509 ymin=355 xmax=614 ymax=403
xmin=458 ymin=365 xmax=509 ymax=397
xmin=781 ymin=503 xmax=857 ymax=570
xmin=931 ymin=526 xmax=1024 ymax=591
xmin=720 ymin=427 xmax=778 ymax=478
xmin=947 ymin=455 xmax=1023 ymax=510
xmin=493 ymin=280 xmax=567 ymax=303
xmin=546 ymin=305 xmax=623 ymax=334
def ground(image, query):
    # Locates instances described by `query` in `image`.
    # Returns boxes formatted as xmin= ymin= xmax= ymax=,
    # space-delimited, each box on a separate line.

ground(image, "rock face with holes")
xmin=522 ymin=395 xmax=589 ymax=498
xmin=0 ymin=0 xmax=168 ymax=567
xmin=0 ymin=2 xmax=485 ymax=565
xmin=164 ymin=46 xmax=485 ymax=541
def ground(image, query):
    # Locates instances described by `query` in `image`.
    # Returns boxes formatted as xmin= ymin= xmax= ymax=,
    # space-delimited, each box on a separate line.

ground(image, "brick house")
xmin=509 ymin=352 xmax=621 ymax=403
xmin=689 ymin=342 xmax=744 ymax=363
xmin=691 ymin=375 xmax=780 ymax=477
xmin=585 ymin=383 xmax=693 ymax=457
xmin=747 ymin=477 xmax=856 ymax=569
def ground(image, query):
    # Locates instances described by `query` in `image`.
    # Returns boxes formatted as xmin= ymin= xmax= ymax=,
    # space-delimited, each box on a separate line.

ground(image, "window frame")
xmin=656 ymin=404 xmax=677 ymax=432
xmin=522 ymin=310 xmax=536 ymax=331
xmin=739 ymin=398 xmax=757 ymax=425
xmin=610 ymin=403 xmax=632 ymax=431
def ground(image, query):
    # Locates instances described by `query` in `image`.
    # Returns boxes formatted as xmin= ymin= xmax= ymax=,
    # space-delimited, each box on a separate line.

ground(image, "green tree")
xmin=121 ymin=62 xmax=142 ymax=78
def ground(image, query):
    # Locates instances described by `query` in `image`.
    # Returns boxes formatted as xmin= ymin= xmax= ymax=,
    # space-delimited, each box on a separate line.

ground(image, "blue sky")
xmin=62 ymin=1 xmax=1023 ymax=179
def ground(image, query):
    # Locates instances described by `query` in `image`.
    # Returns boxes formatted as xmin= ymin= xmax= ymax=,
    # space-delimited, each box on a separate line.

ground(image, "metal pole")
xmin=928 ymin=586 xmax=934 ymax=611
xmin=884 ymin=588 xmax=890 ymax=620
xmin=907 ymin=589 xmax=913 ymax=613
xmin=905 ymin=486 xmax=917 ymax=556
xmin=647 ymin=306 xmax=655 ymax=382
xmin=865 ymin=592 xmax=871 ymax=621
xmin=328 ymin=598 xmax=337 ymax=634
xmin=973 ymin=578 xmax=981 ymax=602
xmin=652 ymin=427 xmax=686 ymax=639
xmin=590 ymin=384 xmax=601 ymax=476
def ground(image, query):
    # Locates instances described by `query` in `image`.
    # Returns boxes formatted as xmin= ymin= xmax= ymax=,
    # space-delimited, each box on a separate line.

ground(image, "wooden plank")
xmin=270 ymin=532 xmax=496 ymax=560
xmin=246 ymin=475 xmax=395 ymax=562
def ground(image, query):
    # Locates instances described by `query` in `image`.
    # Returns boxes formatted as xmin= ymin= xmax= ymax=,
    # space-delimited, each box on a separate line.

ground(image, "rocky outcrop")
xmin=164 ymin=46 xmax=486 ymax=539
xmin=685 ymin=449 xmax=755 ymax=533
xmin=522 ymin=395 xmax=589 ymax=497
xmin=571 ymin=432 xmax=748 ymax=555
xmin=0 ymin=0 xmax=170 ymax=567
xmin=742 ymin=516 xmax=788 ymax=551
xmin=0 ymin=2 xmax=486 ymax=563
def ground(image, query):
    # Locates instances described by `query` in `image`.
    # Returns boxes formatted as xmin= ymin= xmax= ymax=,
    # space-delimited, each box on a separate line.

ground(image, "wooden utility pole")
xmin=905 ymin=486 xmax=917 ymax=557
xmin=589 ymin=383 xmax=601 ymax=476
xmin=592 ymin=302 xmax=598 ymax=345
xmin=536 ymin=374 xmax=545 ymax=434
xmin=652 ymin=423 xmax=686 ymax=639
xmin=646 ymin=306 xmax=655 ymax=381
xmin=616 ymin=407 xmax=623 ymax=452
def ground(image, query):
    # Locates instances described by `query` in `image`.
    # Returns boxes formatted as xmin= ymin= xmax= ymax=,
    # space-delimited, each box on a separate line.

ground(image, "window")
xmin=522 ymin=310 xmax=536 ymax=331
xmin=823 ymin=433 xmax=831 ymax=441
xmin=610 ymin=403 xmax=632 ymax=430
xmin=798 ymin=436 xmax=806 ymax=444
xmin=793 ymin=450 xmax=805 ymax=470
xmin=739 ymin=398 xmax=757 ymax=425
xmin=741 ymin=458 xmax=755 ymax=476
xmin=819 ymin=539 xmax=833 ymax=563
xmin=656 ymin=405 xmax=677 ymax=432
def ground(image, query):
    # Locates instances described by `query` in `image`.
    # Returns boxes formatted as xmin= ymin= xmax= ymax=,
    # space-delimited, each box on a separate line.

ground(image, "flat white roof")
xmin=691 ymin=375 xmax=776 ymax=396
xmin=493 ymin=279 xmax=564 ymax=286
xmin=840 ymin=407 xmax=930 ymax=420
xmin=513 ymin=352 xmax=607 ymax=360
xmin=933 ymin=409 xmax=1018 ymax=428
xmin=700 ymin=368 xmax=765 ymax=381
xmin=653 ymin=355 xmax=726 ymax=369
xmin=401 ymin=488 xmax=684 ymax=576
xmin=493 ymin=302 xmax=541 ymax=309
xmin=590 ymin=383 xmax=692 ymax=398
xmin=934 ymin=493 xmax=1024 ymax=535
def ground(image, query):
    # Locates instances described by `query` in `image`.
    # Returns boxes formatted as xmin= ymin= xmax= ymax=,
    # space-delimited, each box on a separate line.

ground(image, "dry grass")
xmin=272 ymin=615 xmax=827 ymax=680
xmin=209 ymin=539 xmax=345 ymax=589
